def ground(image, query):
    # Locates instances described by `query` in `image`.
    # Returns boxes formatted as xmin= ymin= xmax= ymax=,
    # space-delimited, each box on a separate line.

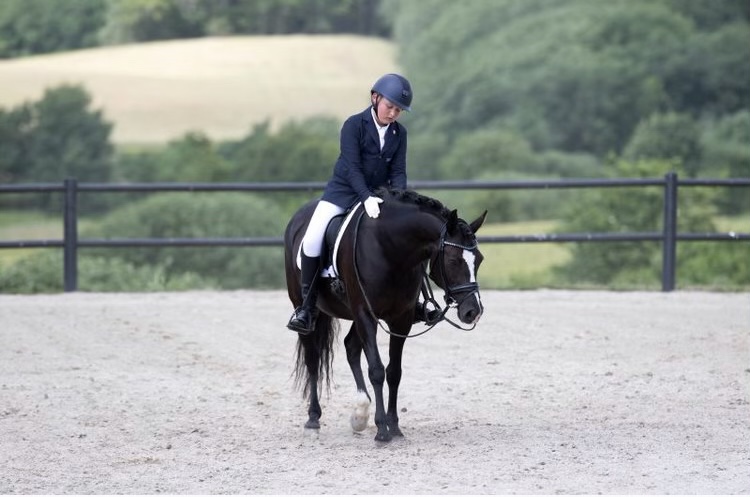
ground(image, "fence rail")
xmin=1 ymin=174 xmax=749 ymax=292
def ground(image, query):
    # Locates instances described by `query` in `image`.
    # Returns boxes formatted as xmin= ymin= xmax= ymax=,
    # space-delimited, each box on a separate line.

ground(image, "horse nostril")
xmin=462 ymin=308 xmax=476 ymax=323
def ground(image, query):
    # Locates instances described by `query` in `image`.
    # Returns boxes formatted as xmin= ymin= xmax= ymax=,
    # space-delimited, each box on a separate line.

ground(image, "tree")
xmin=223 ymin=118 xmax=340 ymax=183
xmin=386 ymin=0 xmax=750 ymax=166
xmin=624 ymin=112 xmax=702 ymax=177
xmin=99 ymin=0 xmax=390 ymax=44
xmin=0 ymin=0 xmax=106 ymax=58
xmin=0 ymin=85 xmax=113 ymax=184
xmin=99 ymin=0 xmax=204 ymax=44
xmin=701 ymin=110 xmax=750 ymax=214
xmin=87 ymin=192 xmax=288 ymax=289
xmin=28 ymin=85 xmax=114 ymax=183
xmin=154 ymin=132 xmax=230 ymax=182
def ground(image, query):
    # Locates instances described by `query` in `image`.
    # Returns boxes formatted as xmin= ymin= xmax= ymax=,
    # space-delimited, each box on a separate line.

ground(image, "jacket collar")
xmin=363 ymin=107 xmax=399 ymax=154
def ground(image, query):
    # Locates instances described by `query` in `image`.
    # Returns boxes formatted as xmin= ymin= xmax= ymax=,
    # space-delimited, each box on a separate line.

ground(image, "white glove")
xmin=364 ymin=196 xmax=383 ymax=219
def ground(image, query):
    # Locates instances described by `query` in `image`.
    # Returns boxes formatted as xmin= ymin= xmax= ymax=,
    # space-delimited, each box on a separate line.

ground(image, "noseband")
xmin=437 ymin=223 xmax=480 ymax=307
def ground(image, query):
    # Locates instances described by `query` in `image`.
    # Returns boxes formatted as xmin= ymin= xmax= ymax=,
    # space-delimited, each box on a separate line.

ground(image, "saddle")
xmin=296 ymin=202 xmax=363 ymax=279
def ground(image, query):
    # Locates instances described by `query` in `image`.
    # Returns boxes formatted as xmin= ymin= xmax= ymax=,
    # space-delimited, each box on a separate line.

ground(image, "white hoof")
xmin=350 ymin=391 xmax=370 ymax=432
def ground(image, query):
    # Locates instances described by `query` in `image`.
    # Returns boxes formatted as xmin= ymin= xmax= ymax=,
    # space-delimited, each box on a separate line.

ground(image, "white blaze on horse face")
xmin=462 ymin=249 xmax=477 ymax=283
xmin=462 ymin=249 xmax=483 ymax=309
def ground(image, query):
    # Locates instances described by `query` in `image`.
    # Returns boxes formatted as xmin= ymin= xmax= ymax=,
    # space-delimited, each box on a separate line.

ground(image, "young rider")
xmin=288 ymin=73 xmax=423 ymax=334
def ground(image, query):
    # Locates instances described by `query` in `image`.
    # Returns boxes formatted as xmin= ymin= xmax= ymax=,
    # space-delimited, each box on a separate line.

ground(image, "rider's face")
xmin=372 ymin=95 xmax=402 ymax=126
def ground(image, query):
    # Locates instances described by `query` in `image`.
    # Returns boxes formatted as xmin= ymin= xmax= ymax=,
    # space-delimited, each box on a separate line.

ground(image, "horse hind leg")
xmin=294 ymin=313 xmax=336 ymax=430
xmin=344 ymin=325 xmax=371 ymax=433
xmin=300 ymin=334 xmax=322 ymax=429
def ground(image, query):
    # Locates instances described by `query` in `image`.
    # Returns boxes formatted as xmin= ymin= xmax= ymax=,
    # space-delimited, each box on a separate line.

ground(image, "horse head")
xmin=430 ymin=209 xmax=487 ymax=325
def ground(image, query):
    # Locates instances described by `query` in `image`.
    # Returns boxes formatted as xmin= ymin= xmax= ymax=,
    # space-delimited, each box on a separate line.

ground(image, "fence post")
xmin=661 ymin=172 xmax=678 ymax=292
xmin=63 ymin=178 xmax=78 ymax=292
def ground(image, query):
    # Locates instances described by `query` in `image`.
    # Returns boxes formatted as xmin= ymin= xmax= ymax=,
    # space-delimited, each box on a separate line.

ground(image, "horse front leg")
xmin=385 ymin=316 xmax=411 ymax=437
xmin=356 ymin=313 xmax=390 ymax=442
xmin=344 ymin=324 xmax=371 ymax=433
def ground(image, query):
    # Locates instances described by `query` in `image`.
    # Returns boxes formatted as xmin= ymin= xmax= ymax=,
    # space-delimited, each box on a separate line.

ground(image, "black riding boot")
xmin=414 ymin=300 xmax=441 ymax=324
xmin=287 ymin=254 xmax=321 ymax=334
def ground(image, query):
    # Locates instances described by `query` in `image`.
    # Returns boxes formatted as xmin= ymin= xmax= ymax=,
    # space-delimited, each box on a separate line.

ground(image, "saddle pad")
xmin=296 ymin=202 xmax=362 ymax=277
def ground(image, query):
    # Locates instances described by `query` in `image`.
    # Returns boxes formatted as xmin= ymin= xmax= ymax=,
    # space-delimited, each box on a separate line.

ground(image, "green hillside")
xmin=0 ymin=35 xmax=399 ymax=144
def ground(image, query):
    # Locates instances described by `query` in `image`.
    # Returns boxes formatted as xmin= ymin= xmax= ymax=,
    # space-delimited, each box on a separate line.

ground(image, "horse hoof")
xmin=374 ymin=431 xmax=392 ymax=442
xmin=305 ymin=419 xmax=320 ymax=429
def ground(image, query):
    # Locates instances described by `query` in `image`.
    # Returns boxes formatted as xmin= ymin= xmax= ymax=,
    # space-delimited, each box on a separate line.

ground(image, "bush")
xmin=0 ymin=250 xmax=210 ymax=293
xmin=556 ymin=158 xmax=718 ymax=286
xmin=86 ymin=192 xmax=288 ymax=289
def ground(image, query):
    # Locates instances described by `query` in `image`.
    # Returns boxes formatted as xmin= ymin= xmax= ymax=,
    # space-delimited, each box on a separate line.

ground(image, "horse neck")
xmin=378 ymin=208 xmax=444 ymax=266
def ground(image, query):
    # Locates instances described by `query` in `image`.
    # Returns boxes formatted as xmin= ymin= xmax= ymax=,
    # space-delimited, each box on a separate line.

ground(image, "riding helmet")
xmin=371 ymin=73 xmax=413 ymax=112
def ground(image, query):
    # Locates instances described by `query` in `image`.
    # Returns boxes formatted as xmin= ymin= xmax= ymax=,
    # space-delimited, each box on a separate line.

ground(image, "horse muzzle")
xmin=445 ymin=283 xmax=483 ymax=325
xmin=457 ymin=291 xmax=483 ymax=325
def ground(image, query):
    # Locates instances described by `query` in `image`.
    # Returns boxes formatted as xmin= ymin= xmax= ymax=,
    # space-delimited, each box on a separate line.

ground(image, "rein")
xmin=351 ymin=207 xmax=479 ymax=339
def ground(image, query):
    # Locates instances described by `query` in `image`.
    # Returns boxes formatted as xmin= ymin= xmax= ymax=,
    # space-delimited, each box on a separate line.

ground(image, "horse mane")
xmin=376 ymin=187 xmax=476 ymax=239
xmin=376 ymin=187 xmax=451 ymax=218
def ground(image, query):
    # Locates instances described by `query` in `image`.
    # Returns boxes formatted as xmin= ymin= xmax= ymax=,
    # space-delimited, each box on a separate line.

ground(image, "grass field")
xmin=479 ymin=220 xmax=571 ymax=288
xmin=0 ymin=35 xmax=399 ymax=144
xmin=0 ymin=212 xmax=61 ymax=266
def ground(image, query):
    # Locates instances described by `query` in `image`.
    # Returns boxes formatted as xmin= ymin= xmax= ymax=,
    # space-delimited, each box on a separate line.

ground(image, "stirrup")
xmin=287 ymin=307 xmax=316 ymax=335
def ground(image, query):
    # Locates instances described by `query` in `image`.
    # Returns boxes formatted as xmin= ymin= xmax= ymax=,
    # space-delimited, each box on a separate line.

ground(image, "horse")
xmin=284 ymin=188 xmax=487 ymax=442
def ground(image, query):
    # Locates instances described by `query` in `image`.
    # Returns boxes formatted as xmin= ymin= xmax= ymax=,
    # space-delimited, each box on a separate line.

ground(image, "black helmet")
xmin=371 ymin=73 xmax=413 ymax=112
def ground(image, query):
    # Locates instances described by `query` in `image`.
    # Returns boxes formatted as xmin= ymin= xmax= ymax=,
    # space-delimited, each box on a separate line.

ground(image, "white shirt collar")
xmin=371 ymin=107 xmax=389 ymax=150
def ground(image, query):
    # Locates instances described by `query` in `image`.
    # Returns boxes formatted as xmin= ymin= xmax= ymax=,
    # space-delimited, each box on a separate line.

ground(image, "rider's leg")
xmin=287 ymin=200 xmax=345 ymax=334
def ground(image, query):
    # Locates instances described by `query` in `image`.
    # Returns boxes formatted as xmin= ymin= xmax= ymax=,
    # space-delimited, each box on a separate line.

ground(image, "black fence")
xmin=1 ymin=173 xmax=749 ymax=292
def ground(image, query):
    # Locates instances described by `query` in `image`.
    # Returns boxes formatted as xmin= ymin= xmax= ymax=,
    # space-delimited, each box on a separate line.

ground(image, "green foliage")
xmin=660 ymin=23 xmax=750 ymax=117
xmin=152 ymin=132 xmax=230 ymax=182
xmin=624 ymin=112 xmax=702 ymax=176
xmin=0 ymin=250 xmax=210 ymax=293
xmin=388 ymin=0 xmax=750 ymax=173
xmin=0 ymin=85 xmax=114 ymax=184
xmin=99 ymin=0 xmax=389 ymax=45
xmin=700 ymin=111 xmax=750 ymax=214
xmin=556 ymin=159 xmax=718 ymax=286
xmin=0 ymin=85 xmax=114 ymax=213
xmin=99 ymin=0 xmax=204 ymax=44
xmin=221 ymin=118 xmax=340 ymax=182
xmin=438 ymin=128 xmax=535 ymax=180
xmin=85 ymin=192 xmax=287 ymax=289
xmin=0 ymin=0 xmax=107 ymax=58
xmin=678 ymin=241 xmax=750 ymax=288
xmin=666 ymin=0 xmax=750 ymax=30
xmin=405 ymin=131 xmax=451 ymax=180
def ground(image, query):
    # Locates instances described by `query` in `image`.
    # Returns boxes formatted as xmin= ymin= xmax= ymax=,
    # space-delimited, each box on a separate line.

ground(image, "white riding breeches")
xmin=301 ymin=200 xmax=346 ymax=257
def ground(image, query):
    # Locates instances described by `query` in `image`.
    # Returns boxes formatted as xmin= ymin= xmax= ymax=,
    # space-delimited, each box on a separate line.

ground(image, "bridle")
xmin=436 ymin=223 xmax=480 ymax=308
xmin=352 ymin=208 xmax=481 ymax=338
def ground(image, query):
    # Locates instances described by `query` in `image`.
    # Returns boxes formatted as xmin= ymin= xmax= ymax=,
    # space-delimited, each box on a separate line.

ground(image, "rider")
xmin=287 ymin=73 xmax=435 ymax=334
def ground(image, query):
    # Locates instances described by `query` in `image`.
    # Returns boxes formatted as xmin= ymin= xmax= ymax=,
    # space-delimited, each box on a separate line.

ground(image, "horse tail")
xmin=293 ymin=312 xmax=339 ymax=397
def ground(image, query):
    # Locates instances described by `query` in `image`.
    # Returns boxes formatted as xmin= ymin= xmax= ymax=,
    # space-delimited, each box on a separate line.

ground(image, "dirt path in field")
xmin=1 ymin=290 xmax=748 ymax=494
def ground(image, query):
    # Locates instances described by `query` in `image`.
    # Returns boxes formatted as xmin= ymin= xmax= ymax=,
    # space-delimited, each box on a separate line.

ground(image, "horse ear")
xmin=447 ymin=209 xmax=459 ymax=233
xmin=470 ymin=210 xmax=488 ymax=234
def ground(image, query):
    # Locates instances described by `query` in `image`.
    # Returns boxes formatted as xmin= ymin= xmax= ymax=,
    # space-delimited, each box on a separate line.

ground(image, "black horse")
xmin=284 ymin=188 xmax=487 ymax=442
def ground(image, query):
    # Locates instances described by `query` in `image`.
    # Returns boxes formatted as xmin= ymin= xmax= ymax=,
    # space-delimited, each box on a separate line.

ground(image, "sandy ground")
xmin=0 ymin=290 xmax=748 ymax=494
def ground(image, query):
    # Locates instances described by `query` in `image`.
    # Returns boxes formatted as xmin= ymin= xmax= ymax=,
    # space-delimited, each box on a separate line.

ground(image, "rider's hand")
xmin=364 ymin=196 xmax=383 ymax=219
